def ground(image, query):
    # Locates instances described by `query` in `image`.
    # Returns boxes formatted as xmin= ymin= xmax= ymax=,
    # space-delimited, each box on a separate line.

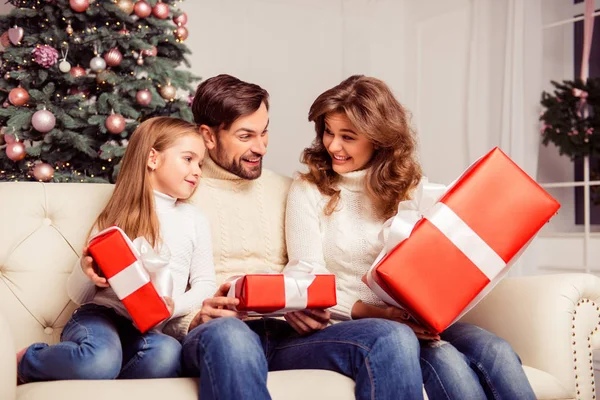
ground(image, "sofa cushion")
xmin=523 ymin=366 xmax=573 ymax=400
xmin=16 ymin=371 xmax=356 ymax=400
xmin=15 ymin=366 xmax=575 ymax=400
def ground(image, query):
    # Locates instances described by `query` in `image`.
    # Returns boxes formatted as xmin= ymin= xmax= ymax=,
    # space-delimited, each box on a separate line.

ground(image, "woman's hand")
xmin=80 ymin=246 xmax=109 ymax=288
xmin=383 ymin=306 xmax=440 ymax=341
xmin=352 ymin=301 xmax=440 ymax=341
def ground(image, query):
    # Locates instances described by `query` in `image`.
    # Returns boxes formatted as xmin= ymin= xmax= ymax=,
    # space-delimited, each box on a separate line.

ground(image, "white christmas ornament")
xmin=59 ymin=59 xmax=71 ymax=73
xmin=90 ymin=56 xmax=106 ymax=72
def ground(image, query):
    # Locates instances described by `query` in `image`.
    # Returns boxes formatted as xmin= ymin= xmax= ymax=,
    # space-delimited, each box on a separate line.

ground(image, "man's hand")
xmin=80 ymin=246 xmax=109 ymax=288
xmin=284 ymin=309 xmax=330 ymax=335
xmin=188 ymin=282 xmax=246 ymax=331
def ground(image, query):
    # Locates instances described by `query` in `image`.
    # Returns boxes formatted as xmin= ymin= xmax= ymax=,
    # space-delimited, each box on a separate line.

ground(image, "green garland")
xmin=540 ymin=78 xmax=600 ymax=159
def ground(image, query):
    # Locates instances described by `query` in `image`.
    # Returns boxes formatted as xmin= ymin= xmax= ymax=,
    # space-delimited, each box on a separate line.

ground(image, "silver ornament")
xmin=31 ymin=109 xmax=56 ymax=133
xmin=90 ymin=56 xmax=106 ymax=72
xmin=59 ymin=59 xmax=71 ymax=73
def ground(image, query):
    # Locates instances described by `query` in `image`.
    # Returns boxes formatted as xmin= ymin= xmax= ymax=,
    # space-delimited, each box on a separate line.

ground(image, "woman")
xmin=285 ymin=75 xmax=536 ymax=400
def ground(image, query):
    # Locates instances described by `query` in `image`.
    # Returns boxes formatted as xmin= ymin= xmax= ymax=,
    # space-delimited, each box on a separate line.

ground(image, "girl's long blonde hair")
xmin=92 ymin=117 xmax=200 ymax=247
xmin=301 ymin=75 xmax=422 ymax=220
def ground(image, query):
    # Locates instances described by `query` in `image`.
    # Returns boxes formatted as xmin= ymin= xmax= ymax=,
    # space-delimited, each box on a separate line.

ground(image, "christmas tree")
xmin=0 ymin=0 xmax=197 ymax=183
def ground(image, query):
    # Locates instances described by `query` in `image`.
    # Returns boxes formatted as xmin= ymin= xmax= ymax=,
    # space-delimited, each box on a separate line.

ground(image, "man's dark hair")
xmin=191 ymin=74 xmax=270 ymax=130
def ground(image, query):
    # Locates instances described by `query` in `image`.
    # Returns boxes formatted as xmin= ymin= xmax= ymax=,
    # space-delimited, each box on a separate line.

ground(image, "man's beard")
xmin=215 ymin=146 xmax=263 ymax=180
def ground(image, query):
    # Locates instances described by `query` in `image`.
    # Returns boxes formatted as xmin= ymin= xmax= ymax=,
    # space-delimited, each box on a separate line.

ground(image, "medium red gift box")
xmin=88 ymin=227 xmax=170 ymax=333
xmin=365 ymin=148 xmax=560 ymax=333
xmin=229 ymin=274 xmax=337 ymax=314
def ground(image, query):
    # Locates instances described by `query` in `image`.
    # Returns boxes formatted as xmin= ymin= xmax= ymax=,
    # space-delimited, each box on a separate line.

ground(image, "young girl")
xmin=17 ymin=117 xmax=217 ymax=383
xmin=285 ymin=75 xmax=536 ymax=399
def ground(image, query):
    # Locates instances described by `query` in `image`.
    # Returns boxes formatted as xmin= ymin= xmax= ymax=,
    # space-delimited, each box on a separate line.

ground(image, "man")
xmin=167 ymin=74 xmax=423 ymax=400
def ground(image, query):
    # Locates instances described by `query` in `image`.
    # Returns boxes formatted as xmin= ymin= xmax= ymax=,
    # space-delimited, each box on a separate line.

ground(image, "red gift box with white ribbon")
xmin=227 ymin=269 xmax=337 ymax=315
xmin=364 ymin=147 xmax=560 ymax=333
xmin=88 ymin=227 xmax=171 ymax=333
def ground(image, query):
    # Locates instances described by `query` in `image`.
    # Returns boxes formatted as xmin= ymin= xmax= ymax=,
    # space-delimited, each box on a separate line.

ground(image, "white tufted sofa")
xmin=1 ymin=182 xmax=599 ymax=400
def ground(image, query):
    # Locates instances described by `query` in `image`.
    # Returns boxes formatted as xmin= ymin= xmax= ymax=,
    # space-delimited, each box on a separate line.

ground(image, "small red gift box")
xmin=88 ymin=227 xmax=170 ymax=333
xmin=228 ymin=274 xmax=337 ymax=315
xmin=365 ymin=147 xmax=560 ymax=333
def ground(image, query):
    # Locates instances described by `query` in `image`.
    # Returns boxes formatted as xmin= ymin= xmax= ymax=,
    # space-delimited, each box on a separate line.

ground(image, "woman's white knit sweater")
xmin=285 ymin=169 xmax=386 ymax=321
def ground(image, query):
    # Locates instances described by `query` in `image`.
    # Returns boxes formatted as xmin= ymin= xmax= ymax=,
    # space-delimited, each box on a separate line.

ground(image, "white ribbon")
xmin=226 ymin=261 xmax=319 ymax=315
xmin=425 ymin=203 xmax=506 ymax=281
xmin=366 ymin=179 xmax=447 ymax=308
xmin=89 ymin=226 xmax=173 ymax=300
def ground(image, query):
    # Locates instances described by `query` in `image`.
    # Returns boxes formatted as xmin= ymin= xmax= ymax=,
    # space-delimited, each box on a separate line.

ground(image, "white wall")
xmin=180 ymin=0 xmax=410 ymax=178
xmin=177 ymin=0 xmax=508 ymax=185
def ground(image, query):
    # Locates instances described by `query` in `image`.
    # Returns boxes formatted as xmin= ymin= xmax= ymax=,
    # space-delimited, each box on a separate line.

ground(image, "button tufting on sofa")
xmin=43 ymin=327 xmax=53 ymax=335
xmin=42 ymin=218 xmax=52 ymax=226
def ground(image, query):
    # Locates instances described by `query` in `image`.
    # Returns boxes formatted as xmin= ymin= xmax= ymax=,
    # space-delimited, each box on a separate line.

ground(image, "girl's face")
xmin=148 ymin=134 xmax=206 ymax=200
xmin=322 ymin=112 xmax=375 ymax=174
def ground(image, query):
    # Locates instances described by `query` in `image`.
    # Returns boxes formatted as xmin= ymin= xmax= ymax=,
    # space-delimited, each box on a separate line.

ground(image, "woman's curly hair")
xmin=301 ymin=75 xmax=422 ymax=220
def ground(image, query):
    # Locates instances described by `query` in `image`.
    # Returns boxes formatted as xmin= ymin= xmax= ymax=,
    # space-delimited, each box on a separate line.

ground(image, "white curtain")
xmin=465 ymin=0 xmax=543 ymax=276
xmin=466 ymin=0 xmax=543 ymax=179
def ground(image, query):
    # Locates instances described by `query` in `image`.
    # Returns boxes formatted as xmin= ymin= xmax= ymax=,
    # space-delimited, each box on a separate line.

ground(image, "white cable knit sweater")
xmin=285 ymin=169 xmax=386 ymax=321
xmin=163 ymin=155 xmax=292 ymax=339
xmin=66 ymin=190 xmax=217 ymax=326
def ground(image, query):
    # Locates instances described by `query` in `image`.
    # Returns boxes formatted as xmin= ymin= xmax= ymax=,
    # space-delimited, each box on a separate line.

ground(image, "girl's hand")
xmin=80 ymin=246 xmax=109 ymax=288
xmin=163 ymin=296 xmax=175 ymax=316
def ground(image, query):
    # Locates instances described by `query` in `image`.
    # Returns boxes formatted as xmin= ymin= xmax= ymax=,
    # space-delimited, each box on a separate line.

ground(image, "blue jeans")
xmin=420 ymin=322 xmax=535 ymax=400
xmin=182 ymin=317 xmax=423 ymax=400
xmin=18 ymin=304 xmax=182 ymax=382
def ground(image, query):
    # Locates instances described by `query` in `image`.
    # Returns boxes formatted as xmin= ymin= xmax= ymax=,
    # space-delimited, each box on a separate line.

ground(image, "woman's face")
xmin=322 ymin=112 xmax=375 ymax=174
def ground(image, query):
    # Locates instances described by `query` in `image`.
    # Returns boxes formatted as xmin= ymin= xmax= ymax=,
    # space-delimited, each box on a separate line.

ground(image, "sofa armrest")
xmin=459 ymin=273 xmax=600 ymax=399
xmin=0 ymin=310 xmax=16 ymax=400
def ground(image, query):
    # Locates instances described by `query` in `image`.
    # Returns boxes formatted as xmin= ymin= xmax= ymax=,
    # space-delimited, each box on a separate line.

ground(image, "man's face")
xmin=211 ymin=102 xmax=269 ymax=180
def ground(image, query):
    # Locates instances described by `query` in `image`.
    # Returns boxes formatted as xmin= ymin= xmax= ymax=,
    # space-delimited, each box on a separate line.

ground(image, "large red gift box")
xmin=229 ymin=274 xmax=337 ymax=314
xmin=365 ymin=148 xmax=560 ymax=333
xmin=88 ymin=227 xmax=170 ymax=333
